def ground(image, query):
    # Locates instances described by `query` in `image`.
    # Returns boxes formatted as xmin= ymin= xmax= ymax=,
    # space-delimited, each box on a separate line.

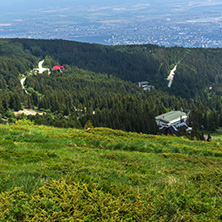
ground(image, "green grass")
xmin=0 ymin=122 xmax=222 ymax=221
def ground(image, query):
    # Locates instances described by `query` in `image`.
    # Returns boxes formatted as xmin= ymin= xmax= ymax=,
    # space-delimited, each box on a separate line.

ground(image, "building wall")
xmin=156 ymin=115 xmax=187 ymax=127
xmin=168 ymin=115 xmax=187 ymax=125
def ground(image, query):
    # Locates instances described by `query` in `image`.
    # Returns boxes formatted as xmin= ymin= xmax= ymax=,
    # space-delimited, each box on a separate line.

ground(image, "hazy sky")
xmin=2 ymin=0 xmax=222 ymax=14
xmin=1 ymin=0 xmax=152 ymax=17
xmin=2 ymin=0 xmax=222 ymax=22
xmin=2 ymin=0 xmax=149 ymax=8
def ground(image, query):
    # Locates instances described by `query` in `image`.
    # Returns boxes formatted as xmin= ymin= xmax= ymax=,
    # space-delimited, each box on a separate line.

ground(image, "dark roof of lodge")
xmin=155 ymin=111 xmax=186 ymax=123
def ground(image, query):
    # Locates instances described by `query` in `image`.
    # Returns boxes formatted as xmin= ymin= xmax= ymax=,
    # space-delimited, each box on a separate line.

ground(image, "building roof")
xmin=138 ymin=81 xmax=149 ymax=85
xmin=53 ymin=66 xmax=65 ymax=70
xmin=155 ymin=111 xmax=186 ymax=123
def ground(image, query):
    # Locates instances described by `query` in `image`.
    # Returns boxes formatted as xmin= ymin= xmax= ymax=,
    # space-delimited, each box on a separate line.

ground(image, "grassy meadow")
xmin=0 ymin=120 xmax=222 ymax=221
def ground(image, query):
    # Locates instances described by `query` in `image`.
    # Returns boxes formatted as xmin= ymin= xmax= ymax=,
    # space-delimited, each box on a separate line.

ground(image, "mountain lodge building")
xmin=155 ymin=111 xmax=192 ymax=134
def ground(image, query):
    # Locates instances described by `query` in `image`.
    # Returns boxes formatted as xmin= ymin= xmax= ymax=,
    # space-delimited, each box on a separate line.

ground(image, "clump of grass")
xmin=170 ymin=146 xmax=181 ymax=153
xmin=113 ymin=142 xmax=126 ymax=150
xmin=154 ymin=147 xmax=163 ymax=153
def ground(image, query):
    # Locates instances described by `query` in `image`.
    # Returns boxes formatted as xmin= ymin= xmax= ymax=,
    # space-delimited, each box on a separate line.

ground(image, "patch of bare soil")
xmin=14 ymin=109 xmax=46 ymax=116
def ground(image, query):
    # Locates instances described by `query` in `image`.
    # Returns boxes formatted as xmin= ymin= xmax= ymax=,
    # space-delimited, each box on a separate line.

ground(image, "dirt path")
xmin=167 ymin=65 xmax=177 ymax=88
xmin=14 ymin=109 xmax=46 ymax=116
xmin=38 ymin=60 xmax=50 ymax=74
xmin=20 ymin=60 xmax=51 ymax=93
xmin=20 ymin=77 xmax=27 ymax=94
xmin=18 ymin=60 xmax=51 ymax=115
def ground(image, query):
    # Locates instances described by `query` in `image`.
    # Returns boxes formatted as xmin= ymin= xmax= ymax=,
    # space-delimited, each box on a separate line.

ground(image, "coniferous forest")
xmin=1 ymin=38 xmax=222 ymax=135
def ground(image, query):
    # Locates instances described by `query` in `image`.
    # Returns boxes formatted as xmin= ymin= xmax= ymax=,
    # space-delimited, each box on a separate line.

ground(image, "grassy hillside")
xmin=0 ymin=120 xmax=222 ymax=221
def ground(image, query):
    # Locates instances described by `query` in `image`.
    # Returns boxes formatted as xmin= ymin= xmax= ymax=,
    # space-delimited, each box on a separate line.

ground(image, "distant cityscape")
xmin=1 ymin=0 xmax=222 ymax=48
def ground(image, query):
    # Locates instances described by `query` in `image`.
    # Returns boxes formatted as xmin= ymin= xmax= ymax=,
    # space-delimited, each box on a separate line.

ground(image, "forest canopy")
xmin=0 ymin=38 xmax=222 ymax=135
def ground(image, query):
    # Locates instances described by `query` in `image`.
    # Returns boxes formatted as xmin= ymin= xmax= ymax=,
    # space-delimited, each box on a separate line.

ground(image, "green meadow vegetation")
xmin=0 ymin=120 xmax=222 ymax=221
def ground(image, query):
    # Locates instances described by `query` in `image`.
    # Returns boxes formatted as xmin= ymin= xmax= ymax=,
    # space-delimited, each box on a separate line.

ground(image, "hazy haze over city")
xmin=1 ymin=0 xmax=222 ymax=47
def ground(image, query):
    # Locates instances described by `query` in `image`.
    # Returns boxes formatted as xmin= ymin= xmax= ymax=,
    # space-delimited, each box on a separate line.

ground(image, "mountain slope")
xmin=13 ymin=38 xmax=222 ymax=98
xmin=0 ymin=122 xmax=222 ymax=221
xmin=1 ymin=38 xmax=222 ymax=133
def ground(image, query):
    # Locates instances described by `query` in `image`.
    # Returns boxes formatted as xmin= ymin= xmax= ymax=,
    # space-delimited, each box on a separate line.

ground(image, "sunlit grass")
xmin=0 ymin=123 xmax=222 ymax=220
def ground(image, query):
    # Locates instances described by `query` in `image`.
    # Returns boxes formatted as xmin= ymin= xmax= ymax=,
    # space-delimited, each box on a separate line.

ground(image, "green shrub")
xmin=0 ymin=179 xmax=154 ymax=221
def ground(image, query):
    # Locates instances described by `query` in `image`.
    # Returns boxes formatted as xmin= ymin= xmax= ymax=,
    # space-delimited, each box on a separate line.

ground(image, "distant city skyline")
xmin=1 ymin=0 xmax=222 ymax=47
